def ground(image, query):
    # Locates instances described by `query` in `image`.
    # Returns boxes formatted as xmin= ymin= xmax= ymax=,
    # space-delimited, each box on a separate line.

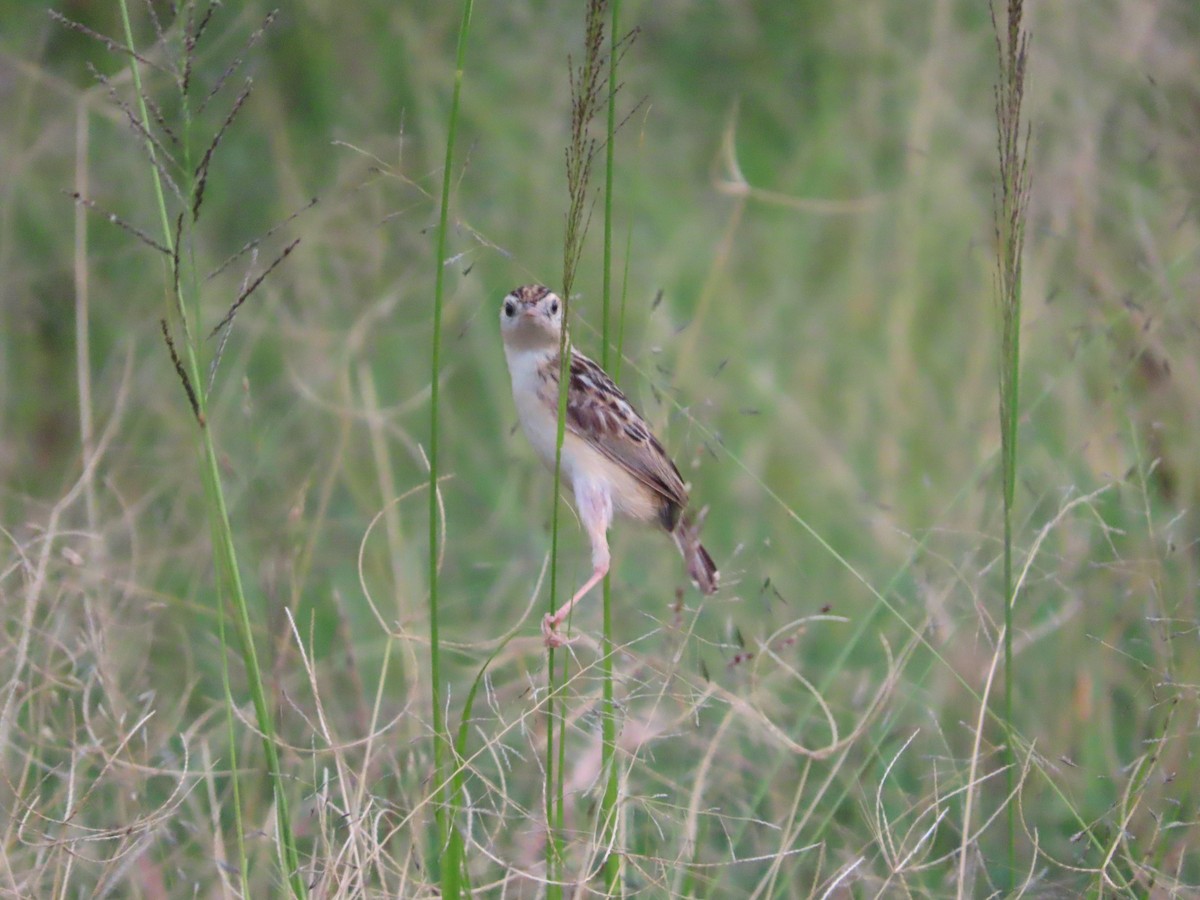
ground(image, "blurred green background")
xmin=2 ymin=1 xmax=1199 ymax=895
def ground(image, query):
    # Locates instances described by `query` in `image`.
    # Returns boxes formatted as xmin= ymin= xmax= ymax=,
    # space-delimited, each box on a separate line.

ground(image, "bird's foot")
xmin=542 ymin=613 xmax=577 ymax=649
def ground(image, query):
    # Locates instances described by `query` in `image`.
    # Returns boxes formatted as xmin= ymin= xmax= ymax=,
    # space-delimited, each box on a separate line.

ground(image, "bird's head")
xmin=500 ymin=284 xmax=565 ymax=352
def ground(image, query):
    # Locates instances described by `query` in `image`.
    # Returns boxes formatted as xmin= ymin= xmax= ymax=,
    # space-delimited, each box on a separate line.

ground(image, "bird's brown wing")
xmin=539 ymin=351 xmax=689 ymax=513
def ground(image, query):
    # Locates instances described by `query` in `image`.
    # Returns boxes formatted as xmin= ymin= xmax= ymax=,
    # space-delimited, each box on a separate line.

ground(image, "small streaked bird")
xmin=500 ymin=284 xmax=718 ymax=647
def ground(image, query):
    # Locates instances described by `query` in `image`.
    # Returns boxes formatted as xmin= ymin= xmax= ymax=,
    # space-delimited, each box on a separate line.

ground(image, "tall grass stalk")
xmin=113 ymin=1 xmax=305 ymax=893
xmin=72 ymin=100 xmax=97 ymax=534
xmin=990 ymin=0 xmax=1031 ymax=884
xmin=428 ymin=1 xmax=475 ymax=893
xmin=599 ymin=0 xmax=622 ymax=892
xmin=545 ymin=2 xmax=609 ymax=892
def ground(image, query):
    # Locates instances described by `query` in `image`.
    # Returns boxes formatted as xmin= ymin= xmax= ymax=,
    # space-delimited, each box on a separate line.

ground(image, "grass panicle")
xmin=66 ymin=2 xmax=309 ymax=893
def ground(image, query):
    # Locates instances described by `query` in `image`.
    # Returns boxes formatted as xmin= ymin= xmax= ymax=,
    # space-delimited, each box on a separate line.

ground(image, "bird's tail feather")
xmin=672 ymin=507 xmax=719 ymax=595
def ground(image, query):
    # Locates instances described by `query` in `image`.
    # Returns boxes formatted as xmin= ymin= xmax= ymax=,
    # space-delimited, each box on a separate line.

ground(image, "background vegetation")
xmin=2 ymin=1 xmax=1199 ymax=895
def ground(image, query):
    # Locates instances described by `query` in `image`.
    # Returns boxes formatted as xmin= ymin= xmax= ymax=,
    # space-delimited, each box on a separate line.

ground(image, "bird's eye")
xmin=504 ymin=300 xmax=516 ymax=318
xmin=549 ymin=298 xmax=559 ymax=315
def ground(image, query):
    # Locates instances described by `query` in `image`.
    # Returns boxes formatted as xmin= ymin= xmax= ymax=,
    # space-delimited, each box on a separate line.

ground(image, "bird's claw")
xmin=542 ymin=613 xmax=575 ymax=649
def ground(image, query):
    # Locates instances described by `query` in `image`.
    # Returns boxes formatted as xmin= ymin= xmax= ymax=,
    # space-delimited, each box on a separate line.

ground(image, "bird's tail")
xmin=672 ymin=507 xmax=719 ymax=595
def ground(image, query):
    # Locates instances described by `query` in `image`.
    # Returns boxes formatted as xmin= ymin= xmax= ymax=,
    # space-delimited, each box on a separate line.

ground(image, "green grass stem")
xmin=599 ymin=0 xmax=622 ymax=894
xmin=429 ymin=1 xmax=475 ymax=894
xmin=543 ymin=4 xmax=610 ymax=892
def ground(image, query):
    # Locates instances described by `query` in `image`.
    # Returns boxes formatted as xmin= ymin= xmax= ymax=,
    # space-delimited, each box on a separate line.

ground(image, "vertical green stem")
xmin=548 ymin=5 xmax=608 ymax=893
xmin=546 ymin=450 xmax=568 ymax=900
xmin=429 ymin=1 xmax=474 ymax=889
xmin=1002 ymin=363 xmax=1018 ymax=883
xmin=1002 ymin=131 xmax=1021 ymax=900
xmin=600 ymin=0 xmax=621 ymax=894
xmin=546 ymin=379 xmax=570 ymax=898
xmin=546 ymin=289 xmax=572 ymax=895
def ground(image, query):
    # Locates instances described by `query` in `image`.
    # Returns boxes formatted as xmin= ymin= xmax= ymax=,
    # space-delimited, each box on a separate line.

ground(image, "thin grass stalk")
xmin=546 ymin=360 xmax=571 ymax=899
xmin=215 ymin=586 xmax=249 ymax=884
xmin=546 ymin=408 xmax=569 ymax=900
xmin=429 ymin=0 xmax=475 ymax=892
xmin=599 ymin=0 xmax=621 ymax=893
xmin=72 ymin=100 xmax=96 ymax=533
xmin=545 ymin=4 xmax=608 ymax=892
xmin=197 ymin=364 xmax=306 ymax=893
xmin=545 ymin=474 xmax=566 ymax=893
xmin=991 ymin=0 xmax=1030 ymax=885
xmin=115 ymin=3 xmax=304 ymax=893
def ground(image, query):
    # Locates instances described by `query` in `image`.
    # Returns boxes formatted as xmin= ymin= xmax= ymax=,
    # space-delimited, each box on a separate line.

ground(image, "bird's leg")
xmin=543 ymin=480 xmax=612 ymax=647
xmin=542 ymin=557 xmax=608 ymax=647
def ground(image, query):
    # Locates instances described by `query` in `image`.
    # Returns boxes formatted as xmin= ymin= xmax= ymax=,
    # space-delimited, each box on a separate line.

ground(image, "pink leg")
xmin=543 ymin=479 xmax=612 ymax=647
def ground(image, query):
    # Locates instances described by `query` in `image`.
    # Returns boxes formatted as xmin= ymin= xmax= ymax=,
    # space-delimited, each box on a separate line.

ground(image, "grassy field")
xmin=2 ymin=1 xmax=1199 ymax=896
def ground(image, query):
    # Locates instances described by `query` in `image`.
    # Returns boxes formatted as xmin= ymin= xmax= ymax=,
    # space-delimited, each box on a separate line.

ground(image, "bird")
xmin=499 ymin=283 xmax=718 ymax=647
